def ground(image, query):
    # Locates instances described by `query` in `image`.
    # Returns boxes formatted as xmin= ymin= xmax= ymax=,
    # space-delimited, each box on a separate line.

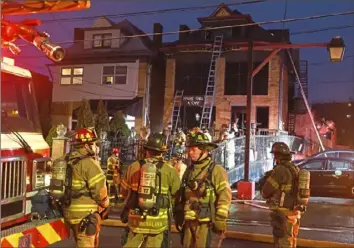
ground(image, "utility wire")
xmin=16 ymin=10 xmax=354 ymax=47
xmin=36 ymin=0 xmax=268 ymax=24
xmin=281 ymin=1 xmax=325 ymax=151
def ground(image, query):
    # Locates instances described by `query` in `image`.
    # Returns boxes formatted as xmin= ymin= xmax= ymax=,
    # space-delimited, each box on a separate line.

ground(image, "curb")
xmin=102 ymin=219 xmax=354 ymax=248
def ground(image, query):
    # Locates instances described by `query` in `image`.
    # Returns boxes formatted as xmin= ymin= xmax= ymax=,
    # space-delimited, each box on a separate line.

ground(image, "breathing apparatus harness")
xmin=175 ymin=157 xmax=216 ymax=232
xmin=62 ymin=153 xmax=93 ymax=208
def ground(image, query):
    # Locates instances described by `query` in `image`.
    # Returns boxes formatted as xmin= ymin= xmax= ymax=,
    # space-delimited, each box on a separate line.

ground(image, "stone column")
xmin=268 ymin=55 xmax=281 ymax=130
xmin=215 ymin=57 xmax=230 ymax=130
xmin=51 ymin=137 xmax=70 ymax=161
xmin=163 ymin=58 xmax=176 ymax=127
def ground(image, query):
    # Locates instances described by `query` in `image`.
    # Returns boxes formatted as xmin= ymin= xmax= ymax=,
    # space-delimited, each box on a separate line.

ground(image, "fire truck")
xmin=1 ymin=1 xmax=90 ymax=247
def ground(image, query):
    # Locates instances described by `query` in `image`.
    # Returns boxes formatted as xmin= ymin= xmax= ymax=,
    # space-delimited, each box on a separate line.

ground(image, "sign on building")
xmin=182 ymin=95 xmax=204 ymax=107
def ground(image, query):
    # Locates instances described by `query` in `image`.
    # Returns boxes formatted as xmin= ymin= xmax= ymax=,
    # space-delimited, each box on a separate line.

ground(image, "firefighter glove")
xmin=213 ymin=216 xmax=227 ymax=234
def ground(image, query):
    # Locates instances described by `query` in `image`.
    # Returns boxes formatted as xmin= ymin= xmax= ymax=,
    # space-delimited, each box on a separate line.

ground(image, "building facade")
xmin=312 ymin=101 xmax=354 ymax=147
xmin=49 ymin=17 xmax=158 ymax=131
xmin=159 ymin=4 xmax=297 ymax=132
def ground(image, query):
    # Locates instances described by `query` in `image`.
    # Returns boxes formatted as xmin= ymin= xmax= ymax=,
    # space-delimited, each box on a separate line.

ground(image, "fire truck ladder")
xmin=170 ymin=90 xmax=184 ymax=133
xmin=200 ymin=35 xmax=223 ymax=129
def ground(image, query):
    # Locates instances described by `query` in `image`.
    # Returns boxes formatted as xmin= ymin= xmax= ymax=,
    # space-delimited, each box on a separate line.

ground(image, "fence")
xmin=99 ymin=133 xmax=304 ymax=184
xmin=211 ymin=134 xmax=303 ymax=184
xmin=99 ymin=137 xmax=145 ymax=167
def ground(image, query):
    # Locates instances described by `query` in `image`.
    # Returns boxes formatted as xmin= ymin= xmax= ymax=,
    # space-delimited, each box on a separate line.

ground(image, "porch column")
xmin=268 ymin=55 xmax=281 ymax=130
xmin=215 ymin=57 xmax=230 ymax=130
xmin=163 ymin=58 xmax=176 ymax=127
xmin=135 ymin=62 xmax=148 ymax=131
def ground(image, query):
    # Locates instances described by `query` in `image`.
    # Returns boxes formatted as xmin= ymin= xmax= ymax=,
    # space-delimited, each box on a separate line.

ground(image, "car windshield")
xmin=1 ymin=71 xmax=41 ymax=133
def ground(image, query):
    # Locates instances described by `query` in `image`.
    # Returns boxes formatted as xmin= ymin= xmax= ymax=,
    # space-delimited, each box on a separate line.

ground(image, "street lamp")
xmin=327 ymin=36 xmax=345 ymax=62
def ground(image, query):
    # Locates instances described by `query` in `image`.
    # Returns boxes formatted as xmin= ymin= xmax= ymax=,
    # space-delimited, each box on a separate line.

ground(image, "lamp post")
xmin=239 ymin=36 xmax=345 ymax=200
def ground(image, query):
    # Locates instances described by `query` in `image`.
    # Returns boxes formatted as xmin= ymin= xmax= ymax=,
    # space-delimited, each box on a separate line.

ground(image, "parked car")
xmin=297 ymin=157 xmax=354 ymax=199
xmin=293 ymin=149 xmax=354 ymax=165
xmin=312 ymin=149 xmax=354 ymax=160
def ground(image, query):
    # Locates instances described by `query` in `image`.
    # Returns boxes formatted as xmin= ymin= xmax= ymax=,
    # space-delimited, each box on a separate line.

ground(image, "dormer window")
xmin=93 ymin=33 xmax=112 ymax=48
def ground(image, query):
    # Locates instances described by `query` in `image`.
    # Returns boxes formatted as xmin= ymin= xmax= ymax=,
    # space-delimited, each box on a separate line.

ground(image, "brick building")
xmin=158 ymin=4 xmax=297 ymax=131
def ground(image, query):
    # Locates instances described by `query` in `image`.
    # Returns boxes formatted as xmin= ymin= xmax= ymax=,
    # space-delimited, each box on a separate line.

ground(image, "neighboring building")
xmin=48 ymin=17 xmax=159 ymax=131
xmin=159 ymin=4 xmax=297 ymax=131
xmin=312 ymin=101 xmax=354 ymax=147
xmin=31 ymin=71 xmax=53 ymax=137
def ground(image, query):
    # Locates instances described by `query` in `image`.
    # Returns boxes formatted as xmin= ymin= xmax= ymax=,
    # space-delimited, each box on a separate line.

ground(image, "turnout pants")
xmin=123 ymin=231 xmax=164 ymax=248
xmin=270 ymin=211 xmax=300 ymax=248
xmin=70 ymin=221 xmax=101 ymax=248
xmin=183 ymin=221 xmax=224 ymax=248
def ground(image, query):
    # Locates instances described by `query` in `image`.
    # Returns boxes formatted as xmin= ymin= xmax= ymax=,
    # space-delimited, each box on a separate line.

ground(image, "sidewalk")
xmin=229 ymin=196 xmax=354 ymax=244
xmin=108 ymin=196 xmax=354 ymax=245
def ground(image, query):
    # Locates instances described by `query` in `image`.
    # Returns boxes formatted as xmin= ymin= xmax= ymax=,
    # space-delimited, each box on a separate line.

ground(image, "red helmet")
xmin=112 ymin=147 xmax=119 ymax=154
xmin=71 ymin=127 xmax=99 ymax=145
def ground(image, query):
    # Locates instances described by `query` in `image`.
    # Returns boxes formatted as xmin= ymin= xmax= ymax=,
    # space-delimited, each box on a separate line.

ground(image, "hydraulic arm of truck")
xmin=1 ymin=0 xmax=90 ymax=15
xmin=1 ymin=19 xmax=66 ymax=62
xmin=1 ymin=0 xmax=91 ymax=62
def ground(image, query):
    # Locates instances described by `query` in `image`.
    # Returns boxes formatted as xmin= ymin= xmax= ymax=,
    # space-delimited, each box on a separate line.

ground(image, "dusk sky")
xmin=4 ymin=0 xmax=354 ymax=103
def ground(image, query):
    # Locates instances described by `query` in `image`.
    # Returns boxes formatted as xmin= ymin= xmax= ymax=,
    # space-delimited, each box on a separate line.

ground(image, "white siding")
xmin=51 ymin=60 xmax=140 ymax=102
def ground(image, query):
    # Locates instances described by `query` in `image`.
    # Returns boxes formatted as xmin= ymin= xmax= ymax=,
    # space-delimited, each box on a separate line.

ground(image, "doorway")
xmin=256 ymin=106 xmax=269 ymax=129
xmin=180 ymin=106 xmax=216 ymax=129
xmin=231 ymin=106 xmax=247 ymax=131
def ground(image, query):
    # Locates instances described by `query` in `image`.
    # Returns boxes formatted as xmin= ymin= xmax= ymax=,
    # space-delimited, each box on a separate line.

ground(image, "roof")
xmin=61 ymin=17 xmax=157 ymax=62
xmin=162 ymin=4 xmax=288 ymax=50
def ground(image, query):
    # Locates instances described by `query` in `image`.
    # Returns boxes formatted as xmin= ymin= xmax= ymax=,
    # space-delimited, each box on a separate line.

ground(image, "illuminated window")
xmin=93 ymin=34 xmax=112 ymax=48
xmin=102 ymin=65 xmax=127 ymax=85
xmin=348 ymin=103 xmax=352 ymax=107
xmin=60 ymin=67 xmax=84 ymax=85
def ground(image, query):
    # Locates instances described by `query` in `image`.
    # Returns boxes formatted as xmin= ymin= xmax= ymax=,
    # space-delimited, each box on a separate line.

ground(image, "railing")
xmin=1 ymin=156 xmax=27 ymax=222
xmin=211 ymin=134 xmax=303 ymax=183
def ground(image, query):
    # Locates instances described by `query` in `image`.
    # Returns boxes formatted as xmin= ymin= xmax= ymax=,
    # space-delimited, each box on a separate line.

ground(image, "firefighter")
xmin=178 ymin=131 xmax=232 ymax=248
xmin=261 ymin=142 xmax=302 ymax=248
xmin=120 ymin=132 xmax=181 ymax=248
xmin=62 ymin=127 xmax=109 ymax=248
xmin=172 ymin=152 xmax=187 ymax=181
xmin=107 ymin=147 xmax=122 ymax=202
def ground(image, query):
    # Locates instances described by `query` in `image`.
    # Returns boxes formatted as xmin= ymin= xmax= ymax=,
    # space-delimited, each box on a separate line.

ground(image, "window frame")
xmin=60 ymin=67 xmax=84 ymax=85
xmin=92 ymin=33 xmax=112 ymax=48
xmin=101 ymin=65 xmax=128 ymax=85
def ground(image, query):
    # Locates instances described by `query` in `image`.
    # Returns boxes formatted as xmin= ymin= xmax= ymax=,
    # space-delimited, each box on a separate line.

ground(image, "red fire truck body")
xmin=1 ymin=58 xmax=68 ymax=247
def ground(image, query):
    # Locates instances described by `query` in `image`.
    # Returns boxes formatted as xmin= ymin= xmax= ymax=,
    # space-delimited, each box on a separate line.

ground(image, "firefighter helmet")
xmin=144 ymin=133 xmax=168 ymax=152
xmin=71 ymin=127 xmax=99 ymax=145
xmin=270 ymin=142 xmax=294 ymax=155
xmin=112 ymin=147 xmax=119 ymax=154
xmin=186 ymin=131 xmax=218 ymax=149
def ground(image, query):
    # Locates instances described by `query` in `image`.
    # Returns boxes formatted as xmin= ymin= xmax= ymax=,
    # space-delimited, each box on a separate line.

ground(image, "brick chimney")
xmin=153 ymin=23 xmax=163 ymax=47
xmin=179 ymin=25 xmax=190 ymax=40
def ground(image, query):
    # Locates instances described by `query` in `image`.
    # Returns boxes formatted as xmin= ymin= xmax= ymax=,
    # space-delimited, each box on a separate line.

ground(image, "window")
xmin=302 ymin=161 xmax=324 ymax=170
xmin=314 ymin=152 xmax=337 ymax=158
xmin=102 ymin=66 xmax=127 ymax=85
xmin=60 ymin=68 xmax=83 ymax=85
xmin=338 ymin=152 xmax=354 ymax=160
xmin=327 ymin=160 xmax=353 ymax=171
xmin=93 ymin=34 xmax=112 ymax=48
xmin=225 ymin=63 xmax=248 ymax=95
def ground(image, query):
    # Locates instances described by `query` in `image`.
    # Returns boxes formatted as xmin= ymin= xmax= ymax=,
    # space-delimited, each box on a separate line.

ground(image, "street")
xmin=50 ymin=196 xmax=353 ymax=247
xmin=50 ymin=226 xmax=273 ymax=248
